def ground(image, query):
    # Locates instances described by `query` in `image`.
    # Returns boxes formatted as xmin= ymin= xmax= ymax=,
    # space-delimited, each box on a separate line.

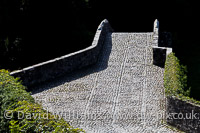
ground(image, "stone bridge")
xmin=30 ymin=20 xmax=179 ymax=132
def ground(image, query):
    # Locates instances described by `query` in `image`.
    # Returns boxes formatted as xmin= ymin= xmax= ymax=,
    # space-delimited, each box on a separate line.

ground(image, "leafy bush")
xmin=0 ymin=69 xmax=84 ymax=133
xmin=9 ymin=101 xmax=84 ymax=133
xmin=0 ymin=69 xmax=34 ymax=132
xmin=164 ymin=52 xmax=190 ymax=97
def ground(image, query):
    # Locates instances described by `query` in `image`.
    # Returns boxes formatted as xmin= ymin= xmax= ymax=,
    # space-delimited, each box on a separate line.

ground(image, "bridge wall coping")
xmin=10 ymin=19 xmax=113 ymax=87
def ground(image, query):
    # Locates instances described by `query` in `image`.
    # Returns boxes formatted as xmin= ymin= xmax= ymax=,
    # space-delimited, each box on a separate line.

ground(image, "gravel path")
xmin=31 ymin=33 xmax=179 ymax=133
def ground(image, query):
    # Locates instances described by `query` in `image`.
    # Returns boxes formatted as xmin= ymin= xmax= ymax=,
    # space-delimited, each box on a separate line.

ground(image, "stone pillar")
xmin=153 ymin=19 xmax=159 ymax=35
xmin=153 ymin=19 xmax=159 ymax=46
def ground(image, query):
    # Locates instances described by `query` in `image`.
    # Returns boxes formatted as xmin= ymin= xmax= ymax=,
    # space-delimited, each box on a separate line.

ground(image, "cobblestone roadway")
xmin=32 ymin=33 xmax=179 ymax=133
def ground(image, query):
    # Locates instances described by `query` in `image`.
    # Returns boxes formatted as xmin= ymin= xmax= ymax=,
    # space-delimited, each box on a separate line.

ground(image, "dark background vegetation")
xmin=0 ymin=0 xmax=199 ymax=99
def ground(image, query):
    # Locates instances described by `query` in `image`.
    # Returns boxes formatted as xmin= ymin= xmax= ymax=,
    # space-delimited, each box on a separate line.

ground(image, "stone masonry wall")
xmin=166 ymin=96 xmax=200 ymax=133
xmin=152 ymin=19 xmax=172 ymax=67
xmin=10 ymin=19 xmax=113 ymax=87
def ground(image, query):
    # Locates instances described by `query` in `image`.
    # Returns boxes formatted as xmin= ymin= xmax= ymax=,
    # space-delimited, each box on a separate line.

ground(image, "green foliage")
xmin=163 ymin=53 xmax=200 ymax=105
xmin=164 ymin=52 xmax=190 ymax=97
xmin=9 ymin=101 xmax=84 ymax=133
xmin=0 ymin=69 xmax=34 ymax=132
xmin=0 ymin=69 xmax=84 ymax=133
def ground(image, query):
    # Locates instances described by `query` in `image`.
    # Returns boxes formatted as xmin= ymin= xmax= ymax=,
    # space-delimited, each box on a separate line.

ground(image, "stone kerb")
xmin=10 ymin=19 xmax=113 ymax=87
xmin=166 ymin=96 xmax=200 ymax=133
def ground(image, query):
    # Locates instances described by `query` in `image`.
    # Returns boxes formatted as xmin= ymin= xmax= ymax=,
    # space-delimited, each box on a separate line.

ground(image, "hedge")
xmin=164 ymin=53 xmax=200 ymax=105
xmin=164 ymin=52 xmax=190 ymax=97
xmin=0 ymin=69 xmax=84 ymax=133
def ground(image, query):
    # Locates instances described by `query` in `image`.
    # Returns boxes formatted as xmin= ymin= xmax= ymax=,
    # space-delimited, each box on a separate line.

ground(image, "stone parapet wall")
xmin=166 ymin=96 xmax=200 ymax=133
xmin=10 ymin=19 xmax=113 ymax=87
xmin=152 ymin=19 xmax=172 ymax=67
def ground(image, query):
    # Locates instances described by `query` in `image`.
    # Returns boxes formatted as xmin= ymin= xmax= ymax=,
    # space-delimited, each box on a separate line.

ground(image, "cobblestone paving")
xmin=32 ymin=33 xmax=179 ymax=133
